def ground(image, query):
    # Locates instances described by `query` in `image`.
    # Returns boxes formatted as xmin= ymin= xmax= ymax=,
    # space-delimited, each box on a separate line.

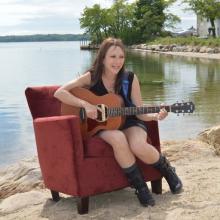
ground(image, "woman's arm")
xmin=130 ymin=74 xmax=168 ymax=121
xmin=54 ymin=72 xmax=98 ymax=119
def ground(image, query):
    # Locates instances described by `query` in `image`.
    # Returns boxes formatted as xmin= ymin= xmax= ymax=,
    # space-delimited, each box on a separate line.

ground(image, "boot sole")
xmin=171 ymin=182 xmax=183 ymax=194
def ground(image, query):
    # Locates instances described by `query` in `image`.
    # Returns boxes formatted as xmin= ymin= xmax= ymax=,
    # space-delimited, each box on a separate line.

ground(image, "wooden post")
xmin=77 ymin=197 xmax=89 ymax=214
xmin=51 ymin=190 xmax=60 ymax=202
xmin=151 ymin=178 xmax=162 ymax=194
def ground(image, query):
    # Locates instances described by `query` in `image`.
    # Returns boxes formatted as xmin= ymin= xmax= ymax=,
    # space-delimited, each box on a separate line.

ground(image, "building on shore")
xmin=197 ymin=16 xmax=220 ymax=37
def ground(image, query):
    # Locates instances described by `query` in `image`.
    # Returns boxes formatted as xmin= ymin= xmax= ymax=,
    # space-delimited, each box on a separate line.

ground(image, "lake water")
xmin=0 ymin=41 xmax=220 ymax=168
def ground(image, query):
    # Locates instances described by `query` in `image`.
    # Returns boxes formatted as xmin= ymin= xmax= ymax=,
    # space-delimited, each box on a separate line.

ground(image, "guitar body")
xmin=61 ymin=87 xmax=125 ymax=137
xmin=60 ymin=87 xmax=195 ymax=138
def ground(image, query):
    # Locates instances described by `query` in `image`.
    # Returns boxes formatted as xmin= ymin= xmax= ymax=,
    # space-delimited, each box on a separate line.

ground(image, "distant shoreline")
xmin=0 ymin=34 xmax=90 ymax=43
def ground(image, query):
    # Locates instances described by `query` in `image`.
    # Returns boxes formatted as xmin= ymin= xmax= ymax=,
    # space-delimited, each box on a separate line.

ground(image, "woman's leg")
xmin=123 ymin=126 xmax=160 ymax=164
xmin=98 ymin=129 xmax=155 ymax=206
xmin=98 ymin=129 xmax=135 ymax=168
xmin=123 ymin=126 xmax=183 ymax=194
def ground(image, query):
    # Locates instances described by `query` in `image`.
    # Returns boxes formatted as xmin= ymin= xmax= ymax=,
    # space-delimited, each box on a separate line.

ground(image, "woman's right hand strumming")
xmin=82 ymin=101 xmax=98 ymax=120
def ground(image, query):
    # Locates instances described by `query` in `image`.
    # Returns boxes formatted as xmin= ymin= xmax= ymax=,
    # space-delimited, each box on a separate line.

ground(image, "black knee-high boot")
xmin=153 ymin=155 xmax=183 ymax=194
xmin=123 ymin=163 xmax=155 ymax=207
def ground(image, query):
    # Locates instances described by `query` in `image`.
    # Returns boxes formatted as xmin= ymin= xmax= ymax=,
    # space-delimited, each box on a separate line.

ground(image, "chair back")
xmin=25 ymin=86 xmax=60 ymax=119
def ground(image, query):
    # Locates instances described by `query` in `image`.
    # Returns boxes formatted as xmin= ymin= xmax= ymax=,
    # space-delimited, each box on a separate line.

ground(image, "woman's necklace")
xmin=102 ymin=76 xmax=115 ymax=93
xmin=106 ymin=86 xmax=115 ymax=93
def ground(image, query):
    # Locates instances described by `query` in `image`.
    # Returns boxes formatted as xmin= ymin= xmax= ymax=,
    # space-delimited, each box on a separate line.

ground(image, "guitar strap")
xmin=122 ymin=71 xmax=129 ymax=98
xmin=121 ymin=71 xmax=135 ymax=107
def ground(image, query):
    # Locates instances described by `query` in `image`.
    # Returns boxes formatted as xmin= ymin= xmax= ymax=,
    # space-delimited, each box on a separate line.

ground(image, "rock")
xmin=192 ymin=46 xmax=200 ymax=52
xmin=213 ymin=47 xmax=219 ymax=53
xmin=206 ymin=48 xmax=215 ymax=53
xmin=198 ymin=125 xmax=220 ymax=155
xmin=0 ymin=157 xmax=44 ymax=199
xmin=136 ymin=44 xmax=145 ymax=49
xmin=173 ymin=46 xmax=186 ymax=52
xmin=130 ymin=43 xmax=220 ymax=55
xmin=0 ymin=190 xmax=47 ymax=214
xmin=186 ymin=46 xmax=194 ymax=52
xmin=199 ymin=46 xmax=207 ymax=53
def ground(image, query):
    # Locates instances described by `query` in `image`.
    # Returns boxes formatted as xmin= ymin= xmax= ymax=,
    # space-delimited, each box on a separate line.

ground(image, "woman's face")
xmin=103 ymin=46 xmax=125 ymax=76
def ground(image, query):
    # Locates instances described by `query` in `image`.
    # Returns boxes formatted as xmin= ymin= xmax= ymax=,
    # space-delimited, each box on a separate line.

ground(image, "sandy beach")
xmin=0 ymin=130 xmax=220 ymax=220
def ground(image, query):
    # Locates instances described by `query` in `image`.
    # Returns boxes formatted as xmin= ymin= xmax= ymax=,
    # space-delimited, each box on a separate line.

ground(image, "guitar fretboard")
xmin=107 ymin=106 xmax=171 ymax=117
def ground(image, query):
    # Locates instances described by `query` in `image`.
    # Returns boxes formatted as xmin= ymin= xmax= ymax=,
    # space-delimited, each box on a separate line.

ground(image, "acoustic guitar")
xmin=61 ymin=87 xmax=195 ymax=137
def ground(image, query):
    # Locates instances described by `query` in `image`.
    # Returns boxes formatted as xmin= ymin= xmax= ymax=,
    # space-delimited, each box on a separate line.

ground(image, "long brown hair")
xmin=88 ymin=37 xmax=126 ymax=94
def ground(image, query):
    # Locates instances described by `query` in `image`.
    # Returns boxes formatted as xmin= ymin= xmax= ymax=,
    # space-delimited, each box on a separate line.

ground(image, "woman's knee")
xmin=99 ymin=130 xmax=127 ymax=146
xmin=129 ymin=139 xmax=148 ymax=155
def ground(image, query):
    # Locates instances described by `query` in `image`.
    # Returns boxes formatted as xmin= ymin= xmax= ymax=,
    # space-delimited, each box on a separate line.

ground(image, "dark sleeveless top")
xmin=90 ymin=71 xmax=147 ymax=132
xmin=90 ymin=71 xmax=134 ymax=105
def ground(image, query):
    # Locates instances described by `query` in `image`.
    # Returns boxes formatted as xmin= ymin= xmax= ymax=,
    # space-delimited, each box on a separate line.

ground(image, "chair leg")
xmin=77 ymin=197 xmax=89 ymax=214
xmin=51 ymin=190 xmax=60 ymax=202
xmin=151 ymin=178 xmax=162 ymax=194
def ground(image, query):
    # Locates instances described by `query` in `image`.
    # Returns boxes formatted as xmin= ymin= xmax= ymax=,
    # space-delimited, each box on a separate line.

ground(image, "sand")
xmin=0 ymin=139 xmax=220 ymax=220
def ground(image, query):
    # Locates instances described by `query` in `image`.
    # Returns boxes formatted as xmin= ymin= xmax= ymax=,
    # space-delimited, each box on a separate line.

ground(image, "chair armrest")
xmin=33 ymin=115 xmax=83 ymax=195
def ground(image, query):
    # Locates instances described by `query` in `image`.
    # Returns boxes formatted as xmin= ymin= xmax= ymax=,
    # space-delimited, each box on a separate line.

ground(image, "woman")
xmin=54 ymin=37 xmax=182 ymax=207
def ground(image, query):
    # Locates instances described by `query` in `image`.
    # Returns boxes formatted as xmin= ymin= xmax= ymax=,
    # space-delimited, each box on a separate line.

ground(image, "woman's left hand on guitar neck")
xmin=151 ymin=108 xmax=168 ymax=121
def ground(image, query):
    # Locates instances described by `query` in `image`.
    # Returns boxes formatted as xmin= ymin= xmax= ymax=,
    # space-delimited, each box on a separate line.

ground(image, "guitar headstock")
xmin=171 ymin=101 xmax=195 ymax=114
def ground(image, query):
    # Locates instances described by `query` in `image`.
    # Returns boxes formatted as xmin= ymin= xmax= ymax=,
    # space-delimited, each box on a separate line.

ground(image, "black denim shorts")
xmin=120 ymin=116 xmax=147 ymax=132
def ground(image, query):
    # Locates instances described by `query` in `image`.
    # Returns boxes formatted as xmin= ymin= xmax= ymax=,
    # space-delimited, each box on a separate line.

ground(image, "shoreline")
xmin=132 ymin=48 xmax=220 ymax=60
xmin=81 ymin=43 xmax=220 ymax=60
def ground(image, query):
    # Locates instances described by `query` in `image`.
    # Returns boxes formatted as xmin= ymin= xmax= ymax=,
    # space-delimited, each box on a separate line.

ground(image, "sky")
xmin=0 ymin=0 xmax=196 ymax=36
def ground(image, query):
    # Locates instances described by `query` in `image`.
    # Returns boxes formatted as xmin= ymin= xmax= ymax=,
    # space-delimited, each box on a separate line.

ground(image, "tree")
xmin=108 ymin=0 xmax=137 ymax=44
xmin=133 ymin=0 xmax=177 ymax=42
xmin=183 ymin=0 xmax=220 ymax=37
xmin=80 ymin=0 xmax=137 ymax=44
xmin=80 ymin=0 xmax=179 ymax=44
xmin=80 ymin=4 xmax=107 ymax=43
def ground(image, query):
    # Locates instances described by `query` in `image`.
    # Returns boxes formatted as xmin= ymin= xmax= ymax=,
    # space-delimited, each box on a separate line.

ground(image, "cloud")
xmin=0 ymin=0 xmax=114 ymax=35
xmin=0 ymin=0 xmax=196 ymax=35
xmin=0 ymin=0 xmax=79 ymax=26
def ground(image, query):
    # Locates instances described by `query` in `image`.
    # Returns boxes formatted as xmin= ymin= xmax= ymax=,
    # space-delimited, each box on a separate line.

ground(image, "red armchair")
xmin=25 ymin=85 xmax=162 ymax=214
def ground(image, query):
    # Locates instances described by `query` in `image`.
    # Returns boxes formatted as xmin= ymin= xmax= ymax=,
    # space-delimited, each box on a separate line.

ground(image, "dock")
xmin=80 ymin=39 xmax=99 ymax=50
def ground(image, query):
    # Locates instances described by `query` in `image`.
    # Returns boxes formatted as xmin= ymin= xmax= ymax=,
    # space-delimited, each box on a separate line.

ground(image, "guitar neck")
xmin=108 ymin=105 xmax=171 ymax=117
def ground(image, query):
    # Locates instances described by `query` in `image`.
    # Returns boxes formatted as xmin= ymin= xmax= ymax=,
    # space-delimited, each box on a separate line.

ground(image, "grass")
xmin=147 ymin=36 xmax=220 ymax=47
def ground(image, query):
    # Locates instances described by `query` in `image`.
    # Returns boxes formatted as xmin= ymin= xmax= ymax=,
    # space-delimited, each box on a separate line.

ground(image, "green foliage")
xmin=183 ymin=0 xmax=220 ymax=37
xmin=80 ymin=0 xmax=178 ymax=44
xmin=108 ymin=0 xmax=137 ymax=44
xmin=148 ymin=36 xmax=220 ymax=47
xmin=80 ymin=4 xmax=107 ymax=44
xmin=126 ymin=0 xmax=178 ymax=42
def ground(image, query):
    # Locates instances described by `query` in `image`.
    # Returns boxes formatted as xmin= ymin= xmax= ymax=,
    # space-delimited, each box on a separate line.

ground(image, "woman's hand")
xmin=158 ymin=108 xmax=168 ymax=120
xmin=82 ymin=101 xmax=98 ymax=119
xmin=153 ymin=108 xmax=168 ymax=121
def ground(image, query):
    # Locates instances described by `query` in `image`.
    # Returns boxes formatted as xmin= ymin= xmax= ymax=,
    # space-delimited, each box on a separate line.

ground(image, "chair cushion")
xmin=84 ymin=136 xmax=114 ymax=157
xmin=84 ymin=136 xmax=153 ymax=158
